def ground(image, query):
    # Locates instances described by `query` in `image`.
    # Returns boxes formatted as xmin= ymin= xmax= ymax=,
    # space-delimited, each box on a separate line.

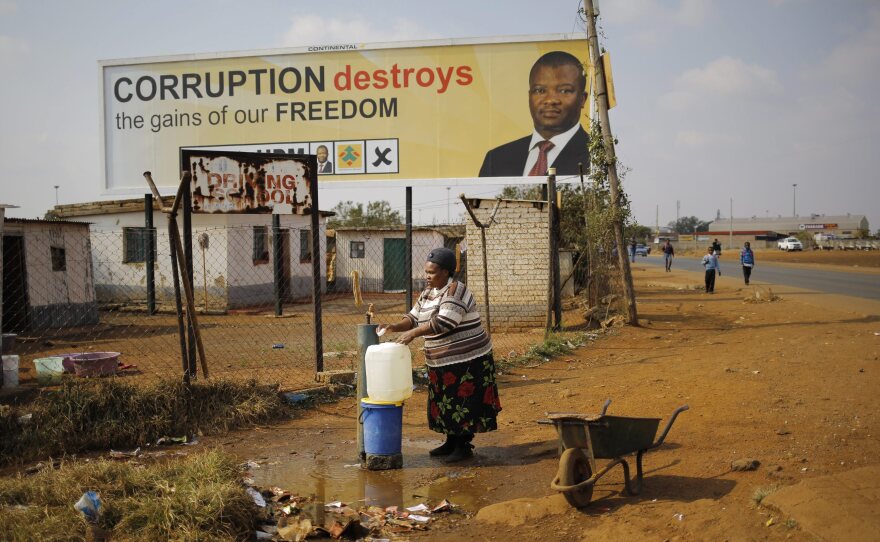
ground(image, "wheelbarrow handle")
xmin=650 ymin=404 xmax=689 ymax=449
xmin=600 ymin=398 xmax=612 ymax=416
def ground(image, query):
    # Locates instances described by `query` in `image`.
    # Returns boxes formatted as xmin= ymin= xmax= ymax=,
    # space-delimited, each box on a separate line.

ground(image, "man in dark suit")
xmin=479 ymin=51 xmax=589 ymax=177
xmin=316 ymin=145 xmax=333 ymax=174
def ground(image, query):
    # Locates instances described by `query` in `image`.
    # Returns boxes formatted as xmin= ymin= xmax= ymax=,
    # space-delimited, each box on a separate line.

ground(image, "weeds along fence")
xmin=2 ymin=215 xmax=589 ymax=391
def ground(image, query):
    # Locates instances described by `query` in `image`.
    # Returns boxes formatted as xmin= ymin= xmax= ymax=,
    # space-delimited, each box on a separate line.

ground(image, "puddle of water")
xmin=251 ymin=439 xmax=494 ymax=512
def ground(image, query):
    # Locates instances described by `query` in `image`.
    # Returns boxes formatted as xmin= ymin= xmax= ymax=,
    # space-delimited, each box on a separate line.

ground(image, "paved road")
xmin=639 ymin=255 xmax=880 ymax=300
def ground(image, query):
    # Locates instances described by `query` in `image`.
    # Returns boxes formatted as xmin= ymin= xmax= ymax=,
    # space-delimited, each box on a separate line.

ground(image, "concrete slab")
xmin=762 ymin=465 xmax=880 ymax=542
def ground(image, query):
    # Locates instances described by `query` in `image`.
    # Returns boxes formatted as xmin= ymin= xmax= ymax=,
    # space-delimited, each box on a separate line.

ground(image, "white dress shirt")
xmin=522 ymin=123 xmax=582 ymax=176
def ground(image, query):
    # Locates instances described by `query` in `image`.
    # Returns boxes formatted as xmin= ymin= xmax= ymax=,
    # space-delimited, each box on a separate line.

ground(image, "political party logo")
xmin=336 ymin=141 xmax=365 ymax=173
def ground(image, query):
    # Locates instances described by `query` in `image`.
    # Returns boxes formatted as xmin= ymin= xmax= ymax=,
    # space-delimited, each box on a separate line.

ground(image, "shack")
xmin=2 ymin=217 xmax=98 ymax=331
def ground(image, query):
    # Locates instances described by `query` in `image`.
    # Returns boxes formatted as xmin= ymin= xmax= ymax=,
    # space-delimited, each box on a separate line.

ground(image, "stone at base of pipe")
xmin=364 ymin=453 xmax=403 ymax=471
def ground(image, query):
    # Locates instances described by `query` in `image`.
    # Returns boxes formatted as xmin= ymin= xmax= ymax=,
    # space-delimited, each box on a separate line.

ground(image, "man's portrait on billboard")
xmin=479 ymin=51 xmax=589 ymax=177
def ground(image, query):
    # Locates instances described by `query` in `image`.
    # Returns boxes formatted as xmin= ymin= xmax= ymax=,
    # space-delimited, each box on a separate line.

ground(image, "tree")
xmin=499 ymin=185 xmax=544 ymax=201
xmin=625 ymin=224 xmax=653 ymax=242
xmin=328 ymin=200 xmax=402 ymax=228
xmin=668 ymin=216 xmax=711 ymax=234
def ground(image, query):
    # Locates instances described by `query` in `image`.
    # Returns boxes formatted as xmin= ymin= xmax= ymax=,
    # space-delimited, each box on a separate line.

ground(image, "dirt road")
xmin=214 ymin=265 xmax=880 ymax=541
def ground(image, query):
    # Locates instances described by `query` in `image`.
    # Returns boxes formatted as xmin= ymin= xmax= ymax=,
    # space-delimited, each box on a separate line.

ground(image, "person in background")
xmin=378 ymin=248 xmax=501 ymax=463
xmin=662 ymin=239 xmax=675 ymax=272
xmin=712 ymin=238 xmax=722 ymax=255
xmin=701 ymin=246 xmax=721 ymax=293
xmin=740 ymin=241 xmax=755 ymax=285
xmin=630 ymin=237 xmax=637 ymax=263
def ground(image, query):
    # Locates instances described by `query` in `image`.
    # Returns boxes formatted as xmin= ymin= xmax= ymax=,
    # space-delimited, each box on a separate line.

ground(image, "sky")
xmin=1 ymin=0 xmax=878 ymax=232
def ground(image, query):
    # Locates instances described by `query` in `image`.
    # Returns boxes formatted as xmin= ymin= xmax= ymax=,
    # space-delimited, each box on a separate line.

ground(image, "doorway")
xmin=382 ymin=238 xmax=407 ymax=292
xmin=2 ymin=235 xmax=29 ymax=331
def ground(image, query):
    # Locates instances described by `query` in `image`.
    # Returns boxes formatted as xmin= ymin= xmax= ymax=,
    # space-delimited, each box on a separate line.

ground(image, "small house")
xmin=2 ymin=217 xmax=98 ymax=331
xmin=332 ymin=225 xmax=465 ymax=293
xmin=52 ymin=198 xmax=333 ymax=311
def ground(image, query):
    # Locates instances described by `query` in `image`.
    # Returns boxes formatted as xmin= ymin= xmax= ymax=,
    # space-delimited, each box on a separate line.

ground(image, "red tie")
xmin=528 ymin=140 xmax=555 ymax=176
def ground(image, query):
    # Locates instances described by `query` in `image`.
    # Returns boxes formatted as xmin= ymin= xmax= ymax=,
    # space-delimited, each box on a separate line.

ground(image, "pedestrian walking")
xmin=740 ymin=241 xmax=755 ymax=285
xmin=701 ymin=246 xmax=721 ymax=293
xmin=711 ymin=238 xmax=722 ymax=255
xmin=662 ymin=239 xmax=675 ymax=272
xmin=630 ymin=237 xmax=637 ymax=263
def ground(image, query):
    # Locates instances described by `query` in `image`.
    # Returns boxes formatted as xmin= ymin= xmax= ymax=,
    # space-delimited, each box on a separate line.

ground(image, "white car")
xmin=777 ymin=237 xmax=803 ymax=251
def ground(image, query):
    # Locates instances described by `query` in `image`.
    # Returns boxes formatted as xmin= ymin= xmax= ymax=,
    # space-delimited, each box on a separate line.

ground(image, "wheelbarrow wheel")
xmin=558 ymin=448 xmax=594 ymax=507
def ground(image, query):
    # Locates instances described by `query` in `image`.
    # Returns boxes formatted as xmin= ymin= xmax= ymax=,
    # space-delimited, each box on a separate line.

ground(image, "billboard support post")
xmin=584 ymin=0 xmax=639 ymax=325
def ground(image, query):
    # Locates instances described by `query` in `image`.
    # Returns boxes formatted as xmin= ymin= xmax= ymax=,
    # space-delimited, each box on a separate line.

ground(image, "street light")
xmin=792 ymin=183 xmax=798 ymax=217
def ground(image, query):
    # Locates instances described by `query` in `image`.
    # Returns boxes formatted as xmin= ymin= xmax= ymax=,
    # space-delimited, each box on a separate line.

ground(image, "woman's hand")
xmin=395 ymin=328 xmax=420 ymax=345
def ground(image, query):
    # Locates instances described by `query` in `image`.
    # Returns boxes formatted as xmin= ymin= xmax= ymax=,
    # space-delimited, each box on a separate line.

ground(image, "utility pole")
xmin=54 ymin=185 xmax=59 ymax=206
xmin=792 ymin=183 xmax=798 ymax=217
xmin=583 ymin=0 xmax=638 ymax=325
xmin=676 ymin=200 xmax=680 ymax=225
xmin=655 ymin=204 xmax=659 ymax=240
xmin=446 ymin=187 xmax=451 ymax=223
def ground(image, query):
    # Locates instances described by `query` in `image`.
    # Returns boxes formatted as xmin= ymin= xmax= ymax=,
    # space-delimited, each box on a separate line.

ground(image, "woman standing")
xmin=740 ymin=242 xmax=755 ymax=285
xmin=378 ymin=247 xmax=501 ymax=463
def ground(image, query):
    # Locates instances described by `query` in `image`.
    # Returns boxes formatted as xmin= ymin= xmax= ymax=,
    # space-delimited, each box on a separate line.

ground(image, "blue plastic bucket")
xmin=360 ymin=399 xmax=403 ymax=456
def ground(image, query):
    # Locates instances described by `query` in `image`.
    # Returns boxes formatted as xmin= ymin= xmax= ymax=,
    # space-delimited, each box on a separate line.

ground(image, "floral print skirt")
xmin=426 ymin=352 xmax=502 ymax=436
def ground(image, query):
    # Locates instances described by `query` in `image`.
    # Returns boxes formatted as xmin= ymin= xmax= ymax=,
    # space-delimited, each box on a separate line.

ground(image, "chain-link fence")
xmin=2 ymin=213 xmax=585 ymax=391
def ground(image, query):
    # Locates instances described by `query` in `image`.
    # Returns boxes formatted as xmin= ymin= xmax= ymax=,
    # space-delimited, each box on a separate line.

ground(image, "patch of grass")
xmin=751 ymin=484 xmax=780 ymax=506
xmin=0 ymin=450 xmax=256 ymax=541
xmin=0 ymin=378 xmax=290 ymax=465
xmin=784 ymin=518 xmax=798 ymax=529
xmin=498 ymin=331 xmax=603 ymax=369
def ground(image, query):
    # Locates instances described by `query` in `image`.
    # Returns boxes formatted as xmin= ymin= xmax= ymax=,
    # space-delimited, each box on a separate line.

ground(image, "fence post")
xmin=405 ymin=187 xmax=413 ymax=310
xmin=310 ymin=164 xmax=323 ymax=373
xmin=546 ymin=168 xmax=561 ymax=333
xmin=169 ymin=218 xmax=190 ymax=383
xmin=273 ymin=214 xmax=283 ymax=316
xmin=183 ymin=189 xmax=197 ymax=378
xmin=145 ymin=194 xmax=156 ymax=315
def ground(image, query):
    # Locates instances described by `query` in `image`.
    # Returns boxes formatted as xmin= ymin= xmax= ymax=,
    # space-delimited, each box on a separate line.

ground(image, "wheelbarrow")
xmin=538 ymin=399 xmax=689 ymax=507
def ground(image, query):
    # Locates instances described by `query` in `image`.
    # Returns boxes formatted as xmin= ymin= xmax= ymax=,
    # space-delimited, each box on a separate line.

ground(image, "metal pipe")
xmin=356 ymin=323 xmax=379 ymax=460
xmin=183 ymin=189 xmax=196 ymax=377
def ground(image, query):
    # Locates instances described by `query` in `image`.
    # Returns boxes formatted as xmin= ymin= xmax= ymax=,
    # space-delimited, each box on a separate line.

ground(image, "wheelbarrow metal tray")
xmin=553 ymin=415 xmax=660 ymax=458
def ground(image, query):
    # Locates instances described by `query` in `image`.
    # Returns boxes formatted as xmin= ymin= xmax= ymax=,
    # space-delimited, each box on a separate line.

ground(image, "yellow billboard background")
xmin=102 ymin=37 xmax=591 ymax=191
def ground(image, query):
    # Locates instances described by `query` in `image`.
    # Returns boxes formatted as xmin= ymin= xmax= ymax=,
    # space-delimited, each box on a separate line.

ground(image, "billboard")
xmin=101 ymin=35 xmax=591 ymax=192
xmin=180 ymin=150 xmax=315 ymax=214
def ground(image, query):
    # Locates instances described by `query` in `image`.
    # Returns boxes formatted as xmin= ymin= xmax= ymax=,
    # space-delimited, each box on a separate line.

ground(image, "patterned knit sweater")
xmin=405 ymin=279 xmax=492 ymax=367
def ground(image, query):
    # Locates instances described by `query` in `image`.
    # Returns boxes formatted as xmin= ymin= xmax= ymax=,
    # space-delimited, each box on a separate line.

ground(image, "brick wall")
xmin=465 ymin=200 xmax=548 ymax=331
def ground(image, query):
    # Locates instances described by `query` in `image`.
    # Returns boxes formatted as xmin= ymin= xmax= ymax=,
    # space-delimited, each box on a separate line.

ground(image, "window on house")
xmin=51 ymin=246 xmax=66 ymax=271
xmin=300 ymin=229 xmax=312 ymax=263
xmin=123 ymin=227 xmax=156 ymax=263
xmin=350 ymin=241 xmax=365 ymax=259
xmin=253 ymin=226 xmax=269 ymax=263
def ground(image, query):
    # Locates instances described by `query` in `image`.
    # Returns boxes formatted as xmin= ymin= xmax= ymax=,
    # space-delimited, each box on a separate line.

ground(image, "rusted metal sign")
xmin=180 ymin=149 xmax=316 ymax=214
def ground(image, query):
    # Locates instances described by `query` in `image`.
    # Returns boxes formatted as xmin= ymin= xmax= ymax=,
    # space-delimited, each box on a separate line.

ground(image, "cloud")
xmin=279 ymin=15 xmax=438 ymax=47
xmin=810 ymin=8 xmax=880 ymax=87
xmin=660 ymin=56 xmax=782 ymax=109
xmin=0 ymin=1 xmax=16 ymax=15
xmin=0 ymin=35 xmax=28 ymax=63
xmin=601 ymin=0 xmax=710 ymax=26
xmin=674 ymin=129 xmax=741 ymax=149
